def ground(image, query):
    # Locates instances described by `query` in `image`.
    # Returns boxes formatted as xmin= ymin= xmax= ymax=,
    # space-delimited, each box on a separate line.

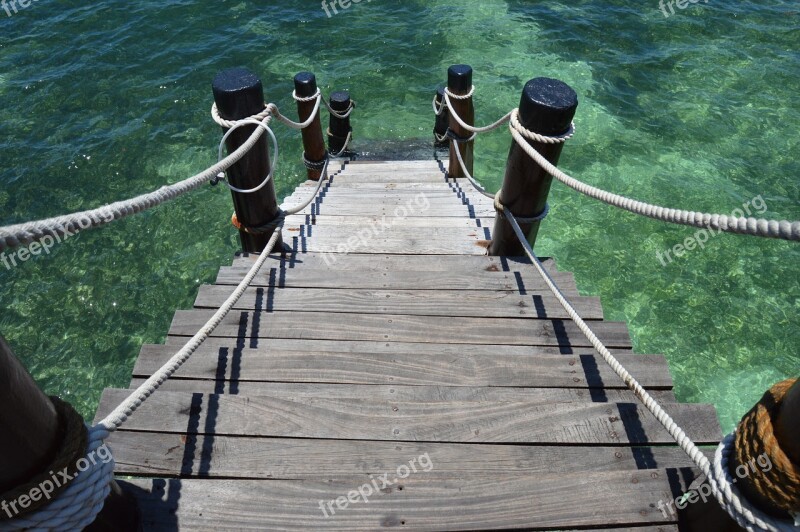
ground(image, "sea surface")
xmin=0 ymin=1 xmax=797 ymax=433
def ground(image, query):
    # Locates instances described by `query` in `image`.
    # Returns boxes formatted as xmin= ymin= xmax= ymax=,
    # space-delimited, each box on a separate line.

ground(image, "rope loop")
xmin=446 ymin=128 xmax=477 ymax=144
xmin=303 ymin=151 xmax=330 ymax=170
xmin=0 ymin=404 xmax=115 ymax=532
xmin=432 ymin=94 xmax=448 ymax=116
xmin=292 ymin=88 xmax=321 ymax=103
xmin=733 ymin=379 xmax=800 ymax=515
xmin=216 ymin=117 xmax=279 ymax=194
xmin=444 ymin=85 xmax=475 ymax=100
xmin=231 ymin=210 xmax=287 ymax=235
xmin=323 ymin=96 xmax=355 ymax=119
xmin=494 ymin=196 xmax=550 ymax=224
xmin=510 ymin=108 xmax=575 ymax=144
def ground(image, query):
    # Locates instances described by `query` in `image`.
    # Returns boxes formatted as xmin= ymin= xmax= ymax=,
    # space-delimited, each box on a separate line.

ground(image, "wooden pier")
xmin=94 ymin=158 xmax=723 ymax=530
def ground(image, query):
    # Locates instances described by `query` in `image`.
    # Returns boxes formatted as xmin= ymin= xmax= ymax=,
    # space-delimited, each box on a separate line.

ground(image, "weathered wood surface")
xmin=216 ymin=267 xmax=580 ymax=293
xmin=228 ymin=251 xmax=554 ymax=272
xmin=108 ymin=431 xmax=698 ymax=478
xmin=194 ymin=285 xmax=604 ymax=319
xmin=127 ymin=377 xmax=678 ymax=402
xmin=147 ymin=340 xmax=658 ymax=388
xmin=168 ymin=310 xmax=633 ymax=348
xmin=96 ymin=388 xmax=720 ymax=445
xmin=124 ymin=471 xmax=692 ymax=530
xmin=96 ymin=159 xmax=721 ymax=530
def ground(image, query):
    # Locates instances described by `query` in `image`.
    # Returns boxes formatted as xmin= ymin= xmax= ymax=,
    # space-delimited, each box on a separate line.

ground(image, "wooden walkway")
xmin=94 ymin=158 xmax=722 ymax=531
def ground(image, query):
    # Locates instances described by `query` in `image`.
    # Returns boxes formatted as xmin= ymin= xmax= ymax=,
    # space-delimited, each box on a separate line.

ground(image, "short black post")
xmin=212 ymin=68 xmax=282 ymax=253
xmin=433 ymin=86 xmax=449 ymax=148
xmin=328 ymin=90 xmax=353 ymax=157
xmin=294 ymin=72 xmax=327 ymax=181
xmin=488 ymin=78 xmax=578 ymax=256
xmin=0 ymin=335 xmax=140 ymax=530
xmin=447 ymin=65 xmax=475 ymax=178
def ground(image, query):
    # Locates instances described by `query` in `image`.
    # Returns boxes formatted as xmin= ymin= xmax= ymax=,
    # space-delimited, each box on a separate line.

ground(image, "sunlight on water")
xmin=0 ymin=1 xmax=797 ymax=434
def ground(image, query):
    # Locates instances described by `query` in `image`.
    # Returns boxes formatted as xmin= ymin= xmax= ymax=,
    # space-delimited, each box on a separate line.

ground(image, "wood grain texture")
xmin=229 ymin=252 xmax=553 ymax=273
xmin=194 ymin=285 xmax=605 ymax=320
xmin=108 ymin=431 xmax=699 ymax=479
xmin=215 ymin=267 xmax=579 ymax=293
xmin=95 ymin=389 xmax=721 ymax=445
xmin=135 ymin=344 xmax=661 ymax=388
xmin=127 ymin=378 xmax=678 ymax=402
xmin=123 ymin=471 xmax=690 ymax=530
xmin=168 ymin=310 xmax=633 ymax=348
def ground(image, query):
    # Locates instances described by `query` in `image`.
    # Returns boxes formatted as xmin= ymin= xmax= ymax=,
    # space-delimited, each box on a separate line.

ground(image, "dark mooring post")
xmin=682 ymin=378 xmax=800 ymax=531
xmin=0 ymin=335 xmax=140 ymax=531
xmin=212 ymin=68 xmax=282 ymax=253
xmin=434 ymin=86 xmax=450 ymax=148
xmin=328 ymin=90 xmax=353 ymax=156
xmin=294 ymin=72 xmax=327 ymax=181
xmin=447 ymin=65 xmax=475 ymax=178
xmin=488 ymin=78 xmax=578 ymax=256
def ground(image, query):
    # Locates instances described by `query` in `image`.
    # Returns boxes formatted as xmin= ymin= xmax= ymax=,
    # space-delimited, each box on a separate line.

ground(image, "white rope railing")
xmin=0 ymin=90 xmax=328 ymax=253
xmin=438 ymin=88 xmax=800 ymax=241
xmin=503 ymin=207 xmax=795 ymax=531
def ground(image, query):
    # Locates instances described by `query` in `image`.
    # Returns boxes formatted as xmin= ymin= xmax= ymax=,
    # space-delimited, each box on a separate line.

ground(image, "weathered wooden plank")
xmin=108 ymin=431 xmax=697 ymax=479
xmin=216 ymin=267 xmax=578 ymax=293
xmin=96 ymin=389 xmax=721 ymax=444
xmin=194 ymin=285 xmax=604 ymax=320
xmin=168 ymin=310 xmax=633 ymax=348
xmin=282 ymin=196 xmax=493 ymax=209
xmin=124 ymin=472 xmax=688 ymax=530
xmin=134 ymin=344 xmax=664 ymax=388
xmin=282 ymin=202 xmax=497 ymax=217
xmin=284 ymin=215 xmax=496 ymax=229
xmin=297 ymin=181 xmax=474 ymax=191
xmin=127 ymin=377 xmax=678 ymax=402
xmin=330 ymin=173 xmax=451 ymax=183
xmin=284 ymin=227 xmax=491 ymax=255
xmin=229 ymin=252 xmax=552 ymax=273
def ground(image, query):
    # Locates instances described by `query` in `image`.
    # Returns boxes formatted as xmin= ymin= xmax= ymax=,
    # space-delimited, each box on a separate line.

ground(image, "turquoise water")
xmin=0 ymin=1 xmax=797 ymax=433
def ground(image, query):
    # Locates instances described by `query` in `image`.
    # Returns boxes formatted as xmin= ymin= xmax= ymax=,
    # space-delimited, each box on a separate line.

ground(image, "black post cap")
xmin=519 ymin=78 xmax=578 ymax=135
xmin=294 ymin=72 xmax=318 ymax=98
xmin=212 ymin=67 xmax=265 ymax=120
xmin=436 ymin=86 xmax=445 ymax=98
xmin=447 ymin=65 xmax=473 ymax=94
xmin=329 ymin=91 xmax=351 ymax=111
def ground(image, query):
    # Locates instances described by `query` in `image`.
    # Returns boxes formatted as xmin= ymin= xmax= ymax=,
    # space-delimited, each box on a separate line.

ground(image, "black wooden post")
xmin=488 ymin=78 xmax=578 ymax=256
xmin=294 ymin=72 xmax=327 ymax=181
xmin=0 ymin=335 xmax=140 ymax=530
xmin=434 ymin=86 xmax=449 ymax=148
xmin=446 ymin=65 xmax=475 ymax=178
xmin=212 ymin=67 xmax=282 ymax=253
xmin=328 ymin=90 xmax=353 ymax=156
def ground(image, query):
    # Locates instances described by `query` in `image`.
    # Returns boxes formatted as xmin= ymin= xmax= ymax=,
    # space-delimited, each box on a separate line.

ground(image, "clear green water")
xmin=0 ymin=1 xmax=797 ymax=433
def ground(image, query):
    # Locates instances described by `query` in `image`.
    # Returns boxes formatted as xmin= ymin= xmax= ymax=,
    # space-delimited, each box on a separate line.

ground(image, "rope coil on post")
xmin=0 ymin=401 xmax=114 ymax=532
xmin=323 ymin=95 xmax=355 ymax=120
xmin=215 ymin=117 xmax=279 ymax=194
xmin=325 ymin=129 xmax=353 ymax=158
xmin=732 ymin=379 xmax=800 ymax=516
